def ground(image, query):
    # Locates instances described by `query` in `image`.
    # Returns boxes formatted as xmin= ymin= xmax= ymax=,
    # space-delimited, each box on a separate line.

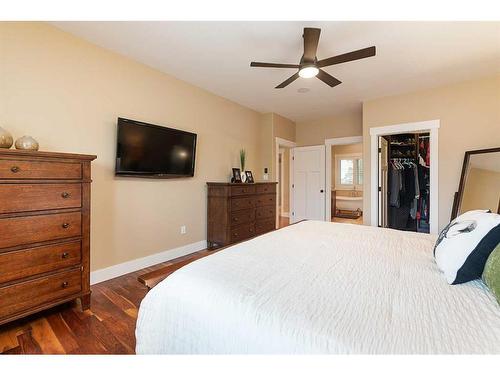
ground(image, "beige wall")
xmin=271 ymin=113 xmax=295 ymax=181
xmin=258 ymin=113 xmax=273 ymax=181
xmin=0 ymin=22 xmax=264 ymax=271
xmin=258 ymin=112 xmax=296 ymax=182
xmin=331 ymin=143 xmax=363 ymax=190
xmin=273 ymin=113 xmax=296 ymax=142
xmin=461 ymin=167 xmax=500 ymax=213
xmin=362 ymin=75 xmax=500 ymax=230
xmin=296 ymin=110 xmax=362 ymax=146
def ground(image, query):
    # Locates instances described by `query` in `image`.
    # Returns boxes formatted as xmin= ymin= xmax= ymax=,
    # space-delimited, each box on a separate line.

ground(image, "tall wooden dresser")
xmin=207 ymin=182 xmax=277 ymax=249
xmin=0 ymin=149 xmax=96 ymax=325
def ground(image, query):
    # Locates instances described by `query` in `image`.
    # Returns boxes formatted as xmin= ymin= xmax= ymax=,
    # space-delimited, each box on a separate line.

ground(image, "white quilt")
xmin=135 ymin=221 xmax=500 ymax=354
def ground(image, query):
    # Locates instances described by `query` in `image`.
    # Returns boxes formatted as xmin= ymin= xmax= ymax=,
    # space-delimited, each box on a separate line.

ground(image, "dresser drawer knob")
xmin=61 ymin=252 xmax=69 ymax=259
xmin=62 ymin=223 xmax=70 ymax=229
xmin=61 ymin=281 xmax=69 ymax=288
xmin=10 ymin=166 xmax=20 ymax=173
xmin=61 ymin=192 xmax=70 ymax=199
xmin=234 ymin=217 xmax=239 ymax=221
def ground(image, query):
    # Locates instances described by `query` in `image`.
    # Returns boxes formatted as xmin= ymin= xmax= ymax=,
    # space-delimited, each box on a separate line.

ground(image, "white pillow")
xmin=434 ymin=210 xmax=500 ymax=284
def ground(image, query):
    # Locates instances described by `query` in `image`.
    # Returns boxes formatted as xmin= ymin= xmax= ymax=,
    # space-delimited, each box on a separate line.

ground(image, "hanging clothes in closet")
xmin=385 ymin=132 xmax=430 ymax=233
xmin=388 ymin=159 xmax=419 ymax=231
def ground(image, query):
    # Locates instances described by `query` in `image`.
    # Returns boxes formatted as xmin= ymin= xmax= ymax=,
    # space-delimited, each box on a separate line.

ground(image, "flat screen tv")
xmin=115 ymin=118 xmax=197 ymax=178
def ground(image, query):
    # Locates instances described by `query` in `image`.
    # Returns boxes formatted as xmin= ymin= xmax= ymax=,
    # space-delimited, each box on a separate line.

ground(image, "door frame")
xmin=369 ymin=120 xmax=440 ymax=234
xmin=325 ymin=136 xmax=363 ymax=221
xmin=278 ymin=148 xmax=287 ymax=216
xmin=290 ymin=145 xmax=326 ymax=223
xmin=275 ymin=137 xmax=297 ymax=227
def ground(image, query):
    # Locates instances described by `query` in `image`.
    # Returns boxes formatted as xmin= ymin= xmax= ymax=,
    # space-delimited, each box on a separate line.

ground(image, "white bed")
xmin=135 ymin=221 xmax=500 ymax=354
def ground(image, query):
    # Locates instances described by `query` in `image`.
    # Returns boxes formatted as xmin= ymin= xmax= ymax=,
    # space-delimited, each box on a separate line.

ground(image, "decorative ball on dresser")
xmin=15 ymin=135 xmax=39 ymax=151
xmin=0 ymin=126 xmax=14 ymax=149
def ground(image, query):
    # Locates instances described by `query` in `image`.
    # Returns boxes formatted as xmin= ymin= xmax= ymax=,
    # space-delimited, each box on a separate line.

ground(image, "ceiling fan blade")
xmin=303 ymin=28 xmax=321 ymax=62
xmin=250 ymin=62 xmax=300 ymax=69
xmin=275 ymin=72 xmax=300 ymax=89
xmin=316 ymin=69 xmax=342 ymax=87
xmin=317 ymin=46 xmax=376 ymax=68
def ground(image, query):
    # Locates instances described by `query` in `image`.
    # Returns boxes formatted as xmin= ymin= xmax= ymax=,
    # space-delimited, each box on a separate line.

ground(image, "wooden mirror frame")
xmin=451 ymin=147 xmax=500 ymax=220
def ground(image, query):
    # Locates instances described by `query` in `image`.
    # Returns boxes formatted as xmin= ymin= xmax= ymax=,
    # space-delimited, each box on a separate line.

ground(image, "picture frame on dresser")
xmin=0 ymin=149 xmax=96 ymax=326
xmin=231 ymin=168 xmax=242 ymax=183
xmin=245 ymin=171 xmax=254 ymax=183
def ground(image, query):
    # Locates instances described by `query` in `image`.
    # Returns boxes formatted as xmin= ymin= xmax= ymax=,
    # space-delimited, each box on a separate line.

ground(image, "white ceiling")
xmin=52 ymin=21 xmax=500 ymax=122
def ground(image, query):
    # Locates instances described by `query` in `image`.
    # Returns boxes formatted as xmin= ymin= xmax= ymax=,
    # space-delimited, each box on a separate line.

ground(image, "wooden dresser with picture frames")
xmin=207 ymin=182 xmax=277 ymax=249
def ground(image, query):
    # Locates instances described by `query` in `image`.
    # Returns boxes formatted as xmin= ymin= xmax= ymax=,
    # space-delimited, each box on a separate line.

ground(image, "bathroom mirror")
xmin=451 ymin=147 xmax=500 ymax=220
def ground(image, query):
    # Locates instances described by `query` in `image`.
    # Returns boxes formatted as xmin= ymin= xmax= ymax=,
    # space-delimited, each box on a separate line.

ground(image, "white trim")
xmin=324 ymin=136 xmax=363 ymax=221
xmin=279 ymin=148 xmax=285 ymax=215
xmin=369 ymin=120 xmax=440 ymax=234
xmin=369 ymin=120 xmax=440 ymax=136
xmin=275 ymin=137 xmax=297 ymax=227
xmin=90 ymin=240 xmax=207 ymax=285
xmin=275 ymin=137 xmax=297 ymax=148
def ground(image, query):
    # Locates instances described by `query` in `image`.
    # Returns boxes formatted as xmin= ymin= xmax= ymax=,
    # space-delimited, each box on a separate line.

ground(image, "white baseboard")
xmin=281 ymin=212 xmax=290 ymax=218
xmin=90 ymin=240 xmax=207 ymax=285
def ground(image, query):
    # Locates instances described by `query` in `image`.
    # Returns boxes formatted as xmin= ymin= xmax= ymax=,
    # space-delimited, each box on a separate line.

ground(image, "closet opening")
xmin=378 ymin=132 xmax=430 ymax=233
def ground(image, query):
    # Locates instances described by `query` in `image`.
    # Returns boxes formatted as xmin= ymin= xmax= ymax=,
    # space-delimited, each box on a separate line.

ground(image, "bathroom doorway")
xmin=325 ymin=136 xmax=364 ymax=224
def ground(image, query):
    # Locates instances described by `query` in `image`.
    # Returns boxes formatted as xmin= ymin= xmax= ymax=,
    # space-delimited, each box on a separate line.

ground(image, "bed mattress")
xmin=135 ymin=221 xmax=500 ymax=354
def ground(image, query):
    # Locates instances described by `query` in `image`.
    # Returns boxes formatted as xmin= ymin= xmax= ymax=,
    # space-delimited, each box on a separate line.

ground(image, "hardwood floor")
xmin=0 ymin=250 xmax=209 ymax=355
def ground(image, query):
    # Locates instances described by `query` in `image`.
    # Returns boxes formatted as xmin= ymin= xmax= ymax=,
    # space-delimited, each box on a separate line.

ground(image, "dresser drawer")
xmin=0 ymin=268 xmax=82 ymax=318
xmin=0 ymin=184 xmax=82 ymax=214
xmin=0 ymin=212 xmax=81 ymax=249
xmin=255 ymin=219 xmax=276 ymax=234
xmin=230 ymin=223 xmax=255 ymax=243
xmin=256 ymin=206 xmax=275 ymax=220
xmin=230 ymin=209 xmax=255 ymax=227
xmin=255 ymin=184 xmax=276 ymax=194
xmin=0 ymin=241 xmax=81 ymax=284
xmin=0 ymin=159 xmax=82 ymax=180
xmin=231 ymin=185 xmax=255 ymax=196
xmin=255 ymin=194 xmax=276 ymax=207
xmin=231 ymin=196 xmax=255 ymax=211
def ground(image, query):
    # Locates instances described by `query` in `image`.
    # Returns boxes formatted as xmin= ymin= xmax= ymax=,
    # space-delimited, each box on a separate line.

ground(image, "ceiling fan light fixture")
xmin=298 ymin=66 xmax=319 ymax=78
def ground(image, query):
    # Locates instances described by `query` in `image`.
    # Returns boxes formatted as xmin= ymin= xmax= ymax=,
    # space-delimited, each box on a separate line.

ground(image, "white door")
xmin=290 ymin=145 xmax=326 ymax=223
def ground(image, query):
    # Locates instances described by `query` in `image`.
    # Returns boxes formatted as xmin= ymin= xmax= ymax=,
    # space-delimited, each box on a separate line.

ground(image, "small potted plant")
xmin=240 ymin=149 xmax=246 ymax=182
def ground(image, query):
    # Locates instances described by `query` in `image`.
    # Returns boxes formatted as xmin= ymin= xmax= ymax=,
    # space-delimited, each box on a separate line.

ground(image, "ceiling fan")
xmin=250 ymin=27 xmax=376 ymax=89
